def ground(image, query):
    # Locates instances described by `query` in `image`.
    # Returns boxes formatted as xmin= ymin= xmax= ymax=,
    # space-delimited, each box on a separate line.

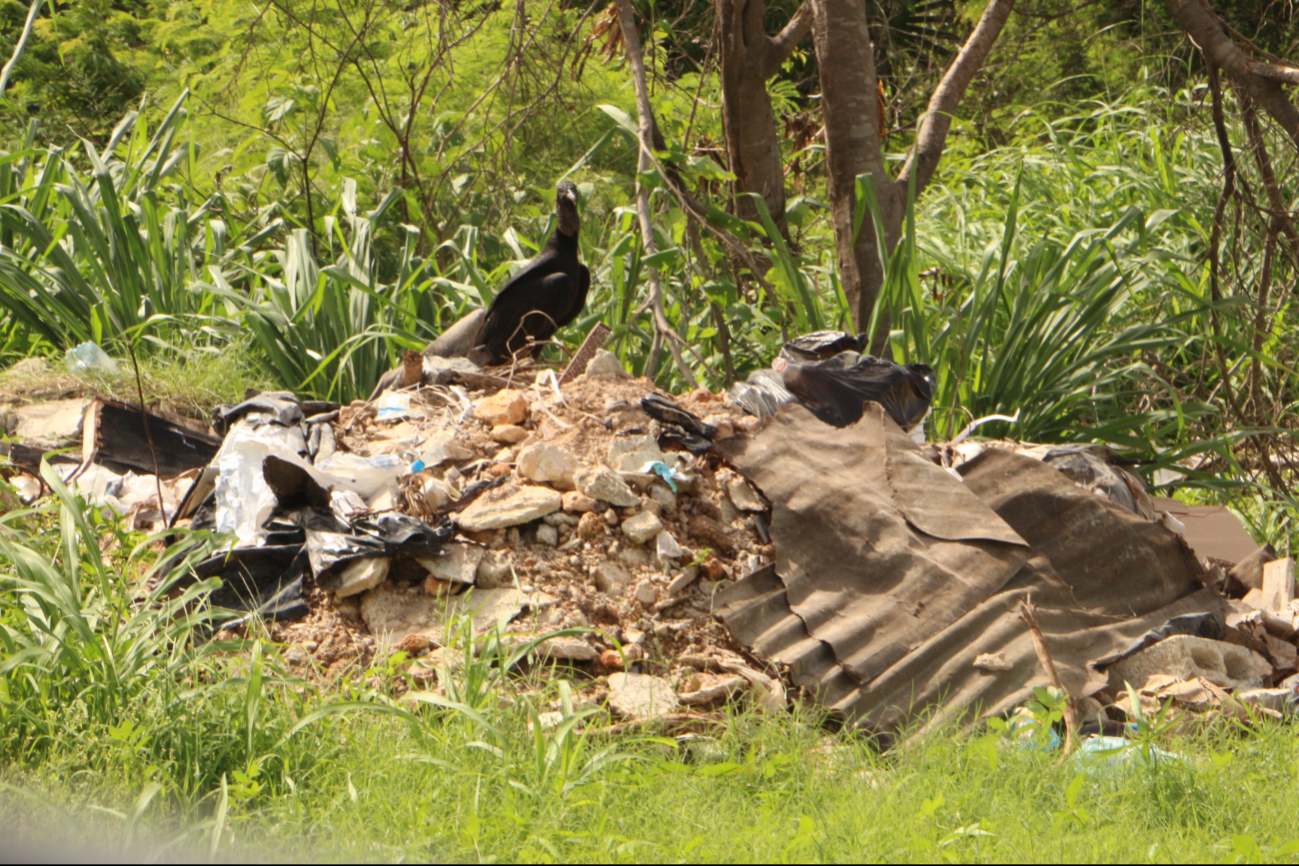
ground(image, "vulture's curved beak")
xmin=563 ymin=188 xmax=578 ymax=205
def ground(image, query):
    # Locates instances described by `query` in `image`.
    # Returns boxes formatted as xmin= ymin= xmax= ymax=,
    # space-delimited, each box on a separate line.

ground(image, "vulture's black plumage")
xmin=474 ymin=181 xmax=590 ymax=365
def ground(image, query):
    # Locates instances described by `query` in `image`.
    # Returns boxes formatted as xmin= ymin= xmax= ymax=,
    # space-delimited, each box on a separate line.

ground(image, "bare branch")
xmin=1163 ymin=0 xmax=1299 ymax=148
xmin=898 ymin=0 xmax=1017 ymax=193
xmin=614 ymin=0 xmax=699 ymax=388
xmin=764 ymin=1 xmax=813 ymax=77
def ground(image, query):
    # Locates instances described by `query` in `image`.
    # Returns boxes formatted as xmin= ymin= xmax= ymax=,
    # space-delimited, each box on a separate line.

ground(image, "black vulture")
xmin=474 ymin=181 xmax=590 ymax=365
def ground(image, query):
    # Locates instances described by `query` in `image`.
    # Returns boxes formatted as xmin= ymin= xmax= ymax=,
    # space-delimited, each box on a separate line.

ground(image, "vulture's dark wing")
xmin=477 ymin=270 xmax=574 ymax=363
xmin=555 ymin=263 xmax=590 ymax=328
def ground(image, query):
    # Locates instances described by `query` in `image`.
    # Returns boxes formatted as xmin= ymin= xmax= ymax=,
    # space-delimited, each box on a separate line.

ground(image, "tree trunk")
xmin=811 ymin=0 xmax=902 ymax=337
xmin=812 ymin=0 xmax=1016 ymax=337
xmin=717 ymin=0 xmax=811 ymax=231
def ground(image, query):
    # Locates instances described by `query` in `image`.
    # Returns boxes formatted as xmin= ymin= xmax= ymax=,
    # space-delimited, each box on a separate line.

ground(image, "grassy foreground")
xmin=4 ymin=693 xmax=1299 ymax=863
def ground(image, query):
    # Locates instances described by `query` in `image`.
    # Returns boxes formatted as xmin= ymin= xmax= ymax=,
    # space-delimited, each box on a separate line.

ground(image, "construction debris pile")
xmin=1 ymin=333 xmax=1296 ymax=744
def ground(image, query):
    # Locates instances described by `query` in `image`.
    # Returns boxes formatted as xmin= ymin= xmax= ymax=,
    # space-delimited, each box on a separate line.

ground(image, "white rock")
xmin=490 ymin=424 xmax=529 ymax=444
xmin=516 ymin=442 xmax=577 ymax=489
xmin=456 ymin=483 xmax=562 ymax=531
xmin=622 ymin=510 xmax=664 ymax=545
xmin=419 ymin=542 xmax=483 ymax=584
xmin=361 ymin=586 xmax=556 ymax=641
xmin=334 ymin=557 xmax=389 ymax=598
xmin=584 ymin=349 xmax=629 ymax=379
xmin=973 ymin=652 xmax=1014 ymax=672
xmin=724 ymin=473 xmax=766 ymax=512
xmin=536 ymin=636 xmax=597 ymax=661
xmin=575 ymin=467 xmax=640 ymax=508
xmin=667 ymin=566 xmax=699 ymax=595
xmin=607 ymin=672 xmax=679 ymax=718
xmin=536 ymin=523 xmax=559 ymax=546
xmin=473 ymin=389 xmax=527 ymax=426
xmin=606 ymin=434 xmax=666 ymax=473
xmin=634 ymin=581 xmax=658 ymax=606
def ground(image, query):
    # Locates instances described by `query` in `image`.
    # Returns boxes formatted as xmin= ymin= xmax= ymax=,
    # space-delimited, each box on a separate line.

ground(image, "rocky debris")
xmin=622 ymin=510 xmax=663 ymax=545
xmin=335 ymin=557 xmax=389 ymax=599
xmin=678 ymin=672 xmax=747 ymax=707
xmin=721 ymin=470 xmax=766 ymax=512
xmin=585 ymin=349 xmax=629 ymax=379
xmin=475 ymin=549 xmax=514 ymax=588
xmin=456 ymin=483 xmax=562 ymax=531
xmin=607 ymin=672 xmax=679 ymax=718
xmin=577 ymin=511 xmax=605 ymax=540
xmin=973 ymin=652 xmax=1014 ymax=672
xmin=562 ymin=490 xmax=598 ymax=512
xmin=688 ymin=514 xmax=736 ymax=554
xmin=574 ymin=467 xmax=639 ymax=507
xmin=420 ymin=543 xmax=484 ymax=584
xmin=490 ymin=424 xmax=529 ymax=444
xmin=474 ymin=389 xmax=528 ymax=426
xmin=594 ymin=562 xmax=632 ymax=597
xmin=1106 ymin=635 xmax=1272 ymax=692
xmin=361 ymin=585 xmax=556 ymax=643
xmin=517 ymin=442 xmax=577 ymax=489
xmin=13 ymin=398 xmax=91 ymax=446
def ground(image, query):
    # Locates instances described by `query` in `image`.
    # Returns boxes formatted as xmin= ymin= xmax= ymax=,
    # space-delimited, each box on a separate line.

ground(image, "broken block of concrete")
xmin=335 ymin=557 xmax=389 ymax=598
xmin=1262 ymin=558 xmax=1295 ymax=613
xmin=724 ymin=473 xmax=766 ymax=512
xmin=622 ymin=510 xmax=663 ymax=545
xmin=419 ymin=542 xmax=484 ymax=584
xmin=361 ymin=586 xmax=556 ymax=642
xmin=1106 ymin=635 xmax=1272 ymax=693
xmin=583 ymin=349 xmax=629 ymax=380
xmin=476 ymin=549 xmax=514 ymax=588
xmin=490 ymin=424 xmax=528 ymax=444
xmin=594 ymin=561 xmax=631 ymax=597
xmin=456 ymin=483 xmax=562 ymax=531
xmin=656 ymin=531 xmax=683 ymax=562
xmin=607 ymin=672 xmax=679 ymax=718
xmin=606 ymin=434 xmax=665 ymax=473
xmin=516 ymin=442 xmax=577 ymax=489
xmin=562 ymin=490 xmax=598 ymax=512
xmin=474 ymin=389 xmax=528 ymax=426
xmin=575 ymin=467 xmax=640 ymax=507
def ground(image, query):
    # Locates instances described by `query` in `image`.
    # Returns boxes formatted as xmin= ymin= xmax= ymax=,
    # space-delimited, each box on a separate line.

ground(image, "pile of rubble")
xmin=2 ymin=334 xmax=1297 ymax=743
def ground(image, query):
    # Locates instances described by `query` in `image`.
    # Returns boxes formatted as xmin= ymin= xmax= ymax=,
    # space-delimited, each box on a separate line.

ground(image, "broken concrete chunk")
xmin=490 ymin=424 xmax=529 ymax=444
xmin=606 ymin=434 xmax=666 ymax=473
xmin=584 ymin=349 xmax=629 ymax=380
xmin=622 ymin=510 xmax=664 ymax=545
xmin=535 ymin=523 xmax=558 ymax=546
xmin=456 ymin=483 xmax=562 ymax=532
xmin=1106 ymin=635 xmax=1272 ymax=693
xmin=594 ymin=561 xmax=631 ymax=597
xmin=335 ymin=557 xmax=389 ymax=599
xmin=648 ymin=482 xmax=677 ymax=514
xmin=607 ymin=672 xmax=679 ymax=718
xmin=474 ymin=389 xmax=528 ymax=426
xmin=361 ymin=586 xmax=555 ymax=642
xmin=476 ymin=549 xmax=514 ymax=588
xmin=719 ymin=660 xmax=787 ymax=712
xmin=667 ymin=566 xmax=699 ymax=595
xmin=575 ymin=467 xmax=640 ymax=507
xmin=562 ymin=490 xmax=598 ymax=512
xmin=421 ymin=477 xmax=452 ymax=509
xmin=534 ymin=636 xmax=598 ymax=662
xmin=516 ymin=442 xmax=577 ymax=489
xmin=973 ymin=652 xmax=1014 ymax=672
xmin=723 ymin=473 xmax=766 ymax=512
xmin=419 ymin=542 xmax=484 ymax=584
xmin=634 ymin=581 xmax=658 ymax=606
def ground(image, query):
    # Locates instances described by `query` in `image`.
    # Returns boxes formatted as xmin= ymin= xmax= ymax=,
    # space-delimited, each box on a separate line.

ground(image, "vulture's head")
xmin=556 ymin=180 xmax=581 ymax=236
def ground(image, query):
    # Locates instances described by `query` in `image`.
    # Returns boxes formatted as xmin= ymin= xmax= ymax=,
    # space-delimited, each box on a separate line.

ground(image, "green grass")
xmin=4 ymin=692 xmax=1299 ymax=862
xmin=2 ymin=473 xmax=1299 ymax=863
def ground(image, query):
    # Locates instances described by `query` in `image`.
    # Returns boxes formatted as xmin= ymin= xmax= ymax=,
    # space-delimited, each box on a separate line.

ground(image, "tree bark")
xmin=1162 ymin=0 xmax=1299 ymax=148
xmin=717 ymin=0 xmax=812 ymax=231
xmin=812 ymin=0 xmax=1015 ymax=335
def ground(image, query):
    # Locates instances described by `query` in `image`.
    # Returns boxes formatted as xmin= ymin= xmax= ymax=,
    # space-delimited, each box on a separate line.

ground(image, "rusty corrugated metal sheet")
xmin=716 ymin=404 xmax=1224 ymax=737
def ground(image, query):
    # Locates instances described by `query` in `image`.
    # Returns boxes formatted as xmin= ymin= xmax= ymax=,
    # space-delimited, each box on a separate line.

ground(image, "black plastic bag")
xmin=729 ymin=331 xmax=935 ymax=430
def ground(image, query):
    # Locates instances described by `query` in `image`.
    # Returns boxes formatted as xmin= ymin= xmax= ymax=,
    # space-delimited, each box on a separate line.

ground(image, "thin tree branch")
xmin=764 ymin=1 xmax=813 ymax=77
xmin=898 ymin=0 xmax=1017 ymax=194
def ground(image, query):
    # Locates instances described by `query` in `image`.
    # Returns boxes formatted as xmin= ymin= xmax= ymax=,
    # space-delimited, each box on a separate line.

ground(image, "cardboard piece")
xmin=1151 ymin=497 xmax=1260 ymax=564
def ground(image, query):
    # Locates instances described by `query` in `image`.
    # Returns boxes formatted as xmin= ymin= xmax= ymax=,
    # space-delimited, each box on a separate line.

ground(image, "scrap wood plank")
xmin=79 ymin=398 xmax=222 ymax=479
